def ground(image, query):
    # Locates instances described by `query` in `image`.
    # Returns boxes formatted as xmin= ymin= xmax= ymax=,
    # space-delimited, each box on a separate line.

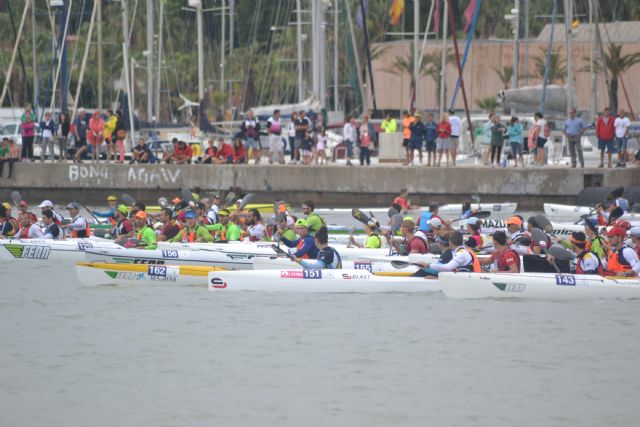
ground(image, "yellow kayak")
xmin=75 ymin=262 xmax=227 ymax=286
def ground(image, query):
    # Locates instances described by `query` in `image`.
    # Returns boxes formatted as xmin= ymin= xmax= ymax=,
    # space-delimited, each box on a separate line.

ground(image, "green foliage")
xmin=475 ymin=96 xmax=497 ymax=112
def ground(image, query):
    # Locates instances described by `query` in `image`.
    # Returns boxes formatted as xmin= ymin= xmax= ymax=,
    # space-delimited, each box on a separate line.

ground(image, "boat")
xmin=207 ymin=269 xmax=440 ymax=293
xmin=75 ymin=262 xmax=226 ymax=286
xmin=0 ymin=238 xmax=122 ymax=262
xmin=84 ymin=247 xmax=254 ymax=269
xmin=439 ymin=272 xmax=640 ymax=300
xmin=543 ymin=203 xmax=640 ymax=221
xmin=251 ymin=257 xmax=420 ymax=274
xmin=142 ymin=203 xmax=286 ymax=215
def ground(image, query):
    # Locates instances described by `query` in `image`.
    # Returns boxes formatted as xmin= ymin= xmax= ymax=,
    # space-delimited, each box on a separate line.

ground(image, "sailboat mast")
xmin=146 ymin=0 xmax=154 ymax=120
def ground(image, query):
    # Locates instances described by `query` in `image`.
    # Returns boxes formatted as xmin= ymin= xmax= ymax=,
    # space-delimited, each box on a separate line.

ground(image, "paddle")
xmin=532 ymin=228 xmax=559 ymax=273
xmin=10 ymin=190 xmax=22 ymax=207
xmin=352 ymin=208 xmax=374 ymax=227
xmin=270 ymin=243 xmax=295 ymax=260
xmin=548 ymin=244 xmax=575 ymax=261
xmin=575 ymin=187 xmax=625 ymax=224
xmin=224 ymin=191 xmax=237 ymax=207
xmin=607 ymin=207 xmax=624 ymax=225
xmin=121 ymin=193 xmax=136 ymax=206
xmin=391 ymin=260 xmax=423 ymax=269
xmin=158 ymin=197 xmax=168 ymax=208
xmin=237 ymin=193 xmax=255 ymax=211
xmin=449 ymin=210 xmax=491 ymax=224
xmin=534 ymin=214 xmax=554 ymax=235
xmin=77 ymin=200 xmax=100 ymax=223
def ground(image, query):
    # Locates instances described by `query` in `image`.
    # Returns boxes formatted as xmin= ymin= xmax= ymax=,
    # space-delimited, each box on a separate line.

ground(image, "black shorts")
xmin=402 ymin=138 xmax=410 ymax=147
xmin=536 ymin=137 xmax=548 ymax=148
xmin=75 ymin=139 xmax=87 ymax=149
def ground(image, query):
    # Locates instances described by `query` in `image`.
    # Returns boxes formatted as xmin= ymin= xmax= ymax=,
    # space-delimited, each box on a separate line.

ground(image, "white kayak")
xmin=251 ymin=256 xmax=420 ymax=275
xmin=75 ymin=262 xmax=226 ymax=286
xmin=544 ymin=203 xmax=640 ymax=221
xmin=0 ymin=238 xmax=122 ymax=262
xmin=440 ymin=272 xmax=640 ymax=300
xmin=84 ymin=247 xmax=254 ymax=269
xmin=207 ymin=269 xmax=440 ymax=293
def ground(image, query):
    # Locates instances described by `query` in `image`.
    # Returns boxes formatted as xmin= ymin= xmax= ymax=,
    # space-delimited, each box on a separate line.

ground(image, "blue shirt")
xmin=299 ymin=246 xmax=342 ymax=269
xmin=281 ymin=235 xmax=319 ymax=259
xmin=417 ymin=211 xmax=433 ymax=232
xmin=564 ymin=117 xmax=585 ymax=136
xmin=424 ymin=121 xmax=437 ymax=142
xmin=507 ymin=123 xmax=523 ymax=144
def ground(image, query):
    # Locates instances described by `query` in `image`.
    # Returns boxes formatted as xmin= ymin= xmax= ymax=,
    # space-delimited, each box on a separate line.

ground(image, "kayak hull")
xmin=0 ymin=239 xmax=122 ymax=262
xmin=251 ymin=257 xmax=420 ymax=274
xmin=208 ymin=269 xmax=440 ymax=293
xmin=75 ymin=262 xmax=226 ymax=286
xmin=544 ymin=203 xmax=640 ymax=221
xmin=440 ymin=272 xmax=640 ymax=300
xmin=84 ymin=247 xmax=253 ymax=269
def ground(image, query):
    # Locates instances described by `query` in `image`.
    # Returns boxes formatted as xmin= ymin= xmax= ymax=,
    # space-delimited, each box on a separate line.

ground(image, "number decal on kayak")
xmin=161 ymin=250 xmax=178 ymax=258
xmin=303 ymin=270 xmax=323 ymax=279
xmin=555 ymin=275 xmax=576 ymax=286
xmin=493 ymin=204 xmax=502 ymax=211
xmin=353 ymin=261 xmax=373 ymax=273
xmin=77 ymin=242 xmax=93 ymax=251
xmin=148 ymin=265 xmax=168 ymax=277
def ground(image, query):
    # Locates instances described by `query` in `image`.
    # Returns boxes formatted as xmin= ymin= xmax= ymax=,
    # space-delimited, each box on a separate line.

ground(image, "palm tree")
xmin=584 ymin=43 xmax=640 ymax=113
xmin=532 ymin=47 xmax=567 ymax=84
xmin=493 ymin=66 xmax=513 ymax=90
xmin=475 ymin=96 xmax=497 ymax=112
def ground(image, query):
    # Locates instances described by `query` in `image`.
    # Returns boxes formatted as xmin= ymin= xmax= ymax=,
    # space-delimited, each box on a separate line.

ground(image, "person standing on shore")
xmin=596 ymin=108 xmax=615 ymax=168
xmin=266 ymin=109 xmax=284 ymax=165
xmin=20 ymin=114 xmax=36 ymax=162
xmin=241 ymin=110 xmax=261 ymax=164
xmin=342 ymin=116 xmax=357 ymax=166
xmin=563 ymin=108 xmax=586 ymax=168
xmin=56 ymin=112 xmax=70 ymax=162
xmin=448 ymin=109 xmax=461 ymax=166
xmin=381 ymin=113 xmax=398 ymax=133
xmin=408 ymin=112 xmax=425 ymax=166
xmin=490 ymin=114 xmax=507 ymax=168
xmin=72 ymin=110 xmax=89 ymax=163
xmin=507 ymin=117 xmax=524 ymax=167
xmin=39 ymin=112 xmax=56 ymax=163
xmin=424 ymin=113 xmax=438 ymax=167
xmin=104 ymin=110 xmax=117 ymax=163
xmin=402 ymin=111 xmax=415 ymax=166
xmin=482 ymin=113 xmax=494 ymax=166
xmin=288 ymin=112 xmax=298 ymax=162
xmin=436 ymin=113 xmax=452 ymax=167
xmin=88 ymin=110 xmax=105 ymax=163
xmin=533 ymin=112 xmax=548 ymax=167
xmin=614 ymin=109 xmax=630 ymax=168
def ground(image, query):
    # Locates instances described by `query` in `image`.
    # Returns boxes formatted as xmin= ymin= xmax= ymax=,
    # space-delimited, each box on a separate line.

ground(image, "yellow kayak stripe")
xmin=76 ymin=262 xmax=227 ymax=276
xmin=373 ymin=271 xmax=416 ymax=277
xmin=145 ymin=203 xmax=288 ymax=214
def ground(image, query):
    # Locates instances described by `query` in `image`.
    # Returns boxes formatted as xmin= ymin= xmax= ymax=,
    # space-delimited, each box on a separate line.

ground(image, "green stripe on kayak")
xmin=493 ymin=283 xmax=507 ymax=291
xmin=105 ymin=271 xmax=118 ymax=279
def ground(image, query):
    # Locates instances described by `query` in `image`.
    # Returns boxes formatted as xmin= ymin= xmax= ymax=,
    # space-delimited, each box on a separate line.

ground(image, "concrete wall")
xmin=0 ymin=163 xmax=635 ymax=209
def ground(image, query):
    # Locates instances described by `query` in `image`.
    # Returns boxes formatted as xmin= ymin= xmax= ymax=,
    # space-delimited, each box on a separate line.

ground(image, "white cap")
xmin=286 ymin=215 xmax=295 ymax=226
xmin=629 ymin=226 xmax=640 ymax=237
xmin=38 ymin=200 xmax=53 ymax=208
xmin=429 ymin=217 xmax=443 ymax=228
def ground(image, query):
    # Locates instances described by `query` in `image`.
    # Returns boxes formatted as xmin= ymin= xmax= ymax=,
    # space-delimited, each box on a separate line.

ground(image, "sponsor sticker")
xmin=555 ymin=275 xmax=576 ymax=286
xmin=77 ymin=242 xmax=93 ymax=251
xmin=147 ymin=265 xmax=179 ymax=278
xmin=210 ymin=277 xmax=228 ymax=288
xmin=161 ymin=250 xmax=179 ymax=258
xmin=133 ymin=259 xmax=165 ymax=265
xmin=353 ymin=261 xmax=373 ymax=273
xmin=3 ymin=244 xmax=51 ymax=259
xmin=493 ymin=282 xmax=526 ymax=292
xmin=281 ymin=270 xmax=304 ymax=279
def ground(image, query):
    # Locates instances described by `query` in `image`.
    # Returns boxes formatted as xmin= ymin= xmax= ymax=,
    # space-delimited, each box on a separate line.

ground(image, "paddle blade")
xmin=471 ymin=210 xmax=491 ymax=220
xmin=158 ymin=197 xmax=168 ymax=208
xmin=121 ymin=193 xmax=136 ymax=205
xmin=531 ymin=228 xmax=548 ymax=249
xmin=224 ymin=191 xmax=236 ymax=207
xmin=238 ymin=193 xmax=255 ymax=210
xmin=352 ymin=208 xmax=372 ymax=226
xmin=270 ymin=243 xmax=293 ymax=259
xmin=10 ymin=191 xmax=21 ymax=206
xmin=391 ymin=260 xmax=412 ymax=269
xmin=534 ymin=214 xmax=553 ymax=234
xmin=387 ymin=207 xmax=399 ymax=218
xmin=549 ymin=244 xmax=575 ymax=261
xmin=180 ymin=187 xmax=194 ymax=203
xmin=390 ymin=213 xmax=404 ymax=232
xmin=608 ymin=207 xmax=624 ymax=224
xmin=606 ymin=187 xmax=624 ymax=201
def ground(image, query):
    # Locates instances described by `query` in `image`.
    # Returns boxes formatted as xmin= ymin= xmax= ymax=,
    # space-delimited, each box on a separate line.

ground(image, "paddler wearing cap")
xmin=606 ymin=227 xmax=640 ymax=277
xmin=64 ymin=202 xmax=92 ymax=238
xmin=38 ymin=200 xmax=64 ymax=224
xmin=207 ymin=209 xmax=241 ymax=241
xmin=170 ymin=210 xmax=213 ymax=243
xmin=278 ymin=218 xmax=318 ymax=259
xmin=133 ymin=211 xmax=157 ymax=249
xmin=565 ymin=232 xmax=605 ymax=275
xmin=89 ymin=195 xmax=119 ymax=226
xmin=348 ymin=219 xmax=382 ymax=249
xmin=464 ymin=217 xmax=486 ymax=250
xmin=295 ymin=226 xmax=342 ymax=269
xmin=112 ymin=204 xmax=134 ymax=239
xmin=505 ymin=215 xmax=532 ymax=255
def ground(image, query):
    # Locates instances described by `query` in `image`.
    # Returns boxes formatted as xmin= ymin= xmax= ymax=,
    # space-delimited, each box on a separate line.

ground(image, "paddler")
xmin=241 ymin=208 xmax=266 ymax=241
xmin=279 ymin=219 xmax=318 ymax=259
xmin=208 ymin=209 xmax=241 ymax=242
xmin=294 ymin=226 xmax=342 ymax=269
xmin=41 ymin=210 xmax=62 ymax=240
xmin=64 ymin=202 xmax=92 ymax=238
xmin=0 ymin=204 xmax=17 ymax=237
xmin=88 ymin=195 xmax=119 ymax=226
xmin=112 ymin=204 xmax=134 ymax=239
xmin=606 ymin=227 xmax=640 ymax=277
xmin=412 ymin=233 xmax=454 ymax=277
xmin=527 ymin=216 xmax=550 ymax=255
xmin=157 ymin=208 xmax=181 ymax=241
xmin=630 ymin=227 xmax=640 ymax=258
xmin=348 ymin=219 xmax=382 ymax=249
xmin=583 ymin=218 xmax=608 ymax=260
xmin=478 ymin=231 xmax=521 ymax=273
xmin=567 ymin=232 xmax=604 ymax=275
xmin=418 ymin=231 xmax=481 ymax=273
xmin=133 ymin=211 xmax=157 ymax=249
xmin=387 ymin=219 xmax=429 ymax=255
xmin=505 ymin=215 xmax=531 ymax=255
xmin=13 ymin=211 xmax=44 ymax=239
xmin=464 ymin=217 xmax=486 ymax=250
xmin=37 ymin=200 xmax=64 ymax=224
xmin=170 ymin=210 xmax=213 ymax=243
xmin=301 ymin=200 xmax=326 ymax=236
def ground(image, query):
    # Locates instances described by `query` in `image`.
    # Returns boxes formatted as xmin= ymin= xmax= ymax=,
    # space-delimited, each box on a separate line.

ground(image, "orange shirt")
xmin=402 ymin=116 xmax=415 ymax=139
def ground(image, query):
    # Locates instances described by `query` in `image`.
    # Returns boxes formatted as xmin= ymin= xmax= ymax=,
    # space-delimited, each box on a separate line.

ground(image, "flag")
xmin=356 ymin=0 xmax=368 ymax=28
xmin=388 ymin=0 xmax=405 ymax=26
xmin=464 ymin=0 xmax=477 ymax=33
xmin=433 ymin=0 xmax=441 ymax=34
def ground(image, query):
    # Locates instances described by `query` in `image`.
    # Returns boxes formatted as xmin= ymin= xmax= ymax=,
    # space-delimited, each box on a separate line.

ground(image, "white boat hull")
xmin=251 ymin=257 xmax=420 ymax=274
xmin=75 ymin=262 xmax=225 ymax=286
xmin=440 ymin=272 xmax=640 ymax=300
xmin=0 ymin=239 xmax=122 ymax=262
xmin=208 ymin=269 xmax=440 ymax=293
xmin=84 ymin=247 xmax=253 ymax=269
xmin=544 ymin=203 xmax=640 ymax=222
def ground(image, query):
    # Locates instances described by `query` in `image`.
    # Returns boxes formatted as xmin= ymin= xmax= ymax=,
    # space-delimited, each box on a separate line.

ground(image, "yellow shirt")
xmin=104 ymin=116 xmax=117 ymax=139
xmin=381 ymin=118 xmax=398 ymax=133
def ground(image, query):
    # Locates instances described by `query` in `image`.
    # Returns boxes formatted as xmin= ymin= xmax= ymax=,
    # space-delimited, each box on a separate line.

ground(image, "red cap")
xmin=615 ymin=220 xmax=631 ymax=230
xmin=607 ymin=227 xmax=627 ymax=238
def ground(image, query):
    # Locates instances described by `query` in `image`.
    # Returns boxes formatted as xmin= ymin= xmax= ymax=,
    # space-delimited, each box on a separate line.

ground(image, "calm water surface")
xmin=2 ymin=263 xmax=639 ymax=427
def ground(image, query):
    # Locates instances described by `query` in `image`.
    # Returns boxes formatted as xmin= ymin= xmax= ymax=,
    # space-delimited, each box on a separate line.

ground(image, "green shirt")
xmin=170 ymin=225 xmax=213 ymax=243
xmin=207 ymin=222 xmax=241 ymax=241
xmin=0 ymin=146 xmax=9 ymax=157
xmin=364 ymin=234 xmax=382 ymax=249
xmin=136 ymin=226 xmax=157 ymax=250
xmin=589 ymin=236 xmax=608 ymax=260
xmin=381 ymin=118 xmax=398 ymax=133
xmin=306 ymin=213 xmax=326 ymax=236
xmin=282 ymin=228 xmax=297 ymax=241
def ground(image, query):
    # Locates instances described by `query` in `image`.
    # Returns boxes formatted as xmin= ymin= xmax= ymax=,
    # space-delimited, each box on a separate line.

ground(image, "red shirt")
xmin=174 ymin=144 xmax=193 ymax=158
xmin=393 ymin=196 xmax=410 ymax=210
xmin=596 ymin=115 xmax=615 ymax=140
xmin=407 ymin=235 xmax=429 ymax=254
xmin=216 ymin=143 xmax=234 ymax=160
xmin=437 ymin=121 xmax=452 ymax=139
xmin=491 ymin=248 xmax=520 ymax=272
xmin=234 ymin=144 xmax=246 ymax=163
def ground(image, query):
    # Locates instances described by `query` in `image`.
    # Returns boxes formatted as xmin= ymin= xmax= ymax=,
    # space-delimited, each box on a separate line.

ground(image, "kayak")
xmin=84 ymin=247 xmax=254 ymax=269
xmin=251 ymin=257 xmax=421 ymax=275
xmin=143 ymin=203 xmax=288 ymax=214
xmin=75 ymin=262 xmax=226 ymax=286
xmin=207 ymin=269 xmax=440 ymax=293
xmin=0 ymin=238 xmax=122 ymax=262
xmin=439 ymin=272 xmax=640 ymax=300
xmin=544 ymin=203 xmax=640 ymax=221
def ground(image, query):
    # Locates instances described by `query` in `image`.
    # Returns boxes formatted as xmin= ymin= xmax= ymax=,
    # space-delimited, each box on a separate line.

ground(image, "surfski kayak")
xmin=440 ymin=272 xmax=640 ymax=300
xmin=543 ymin=203 xmax=640 ymax=221
xmin=75 ymin=262 xmax=226 ymax=286
xmin=84 ymin=247 xmax=254 ymax=269
xmin=0 ymin=238 xmax=122 ymax=262
xmin=207 ymin=269 xmax=440 ymax=293
xmin=251 ymin=257 xmax=421 ymax=274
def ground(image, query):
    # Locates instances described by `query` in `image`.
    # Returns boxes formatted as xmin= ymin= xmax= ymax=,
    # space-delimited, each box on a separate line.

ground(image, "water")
xmin=2 ymin=263 xmax=640 ymax=427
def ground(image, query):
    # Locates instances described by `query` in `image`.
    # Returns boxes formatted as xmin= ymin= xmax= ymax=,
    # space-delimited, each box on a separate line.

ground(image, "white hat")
xmin=629 ymin=226 xmax=640 ymax=237
xmin=286 ymin=215 xmax=295 ymax=226
xmin=38 ymin=200 xmax=53 ymax=208
xmin=429 ymin=217 xmax=443 ymax=228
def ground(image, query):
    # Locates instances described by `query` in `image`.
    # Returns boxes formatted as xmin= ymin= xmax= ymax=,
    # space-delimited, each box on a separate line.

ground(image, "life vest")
xmin=182 ymin=225 xmax=203 ymax=243
xmin=606 ymin=246 xmax=633 ymax=274
xmin=455 ymin=246 xmax=482 ymax=273
xmin=586 ymin=236 xmax=608 ymax=258
xmin=136 ymin=226 xmax=152 ymax=241
xmin=114 ymin=218 xmax=132 ymax=236
xmin=495 ymin=248 xmax=521 ymax=272
xmin=108 ymin=215 xmax=117 ymax=227
xmin=71 ymin=217 xmax=92 ymax=238
xmin=19 ymin=224 xmax=32 ymax=239
xmin=7 ymin=217 xmax=19 ymax=236
xmin=575 ymin=251 xmax=604 ymax=275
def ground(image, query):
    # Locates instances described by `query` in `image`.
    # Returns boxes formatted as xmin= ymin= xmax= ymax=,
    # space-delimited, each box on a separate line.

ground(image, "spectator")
xmin=295 ymin=110 xmax=310 ymax=164
xmin=39 ymin=111 xmax=56 ymax=163
xmin=113 ymin=110 xmax=127 ymax=163
xmin=424 ymin=112 xmax=437 ymax=167
xmin=174 ymin=141 xmax=193 ymax=164
xmin=448 ymin=109 xmax=461 ymax=166
xmin=614 ymin=108 xmax=630 ymax=168
xmin=408 ymin=112 xmax=425 ymax=165
xmin=241 ymin=110 xmax=261 ymax=164
xmin=0 ymin=138 xmax=11 ymax=178
xmin=402 ymin=111 xmax=415 ymax=165
xmin=213 ymin=138 xmax=234 ymax=164
xmin=72 ymin=110 xmax=89 ymax=163
xmin=0 ymin=138 xmax=20 ymax=179
xmin=56 ymin=112 xmax=70 ymax=162
xmin=288 ymin=112 xmax=298 ymax=162
xmin=88 ymin=110 xmax=105 ymax=162
xmin=266 ymin=109 xmax=284 ymax=164
xmin=563 ymin=108 xmax=586 ymax=168
xmin=301 ymin=130 xmax=313 ymax=165
xmin=359 ymin=117 xmax=372 ymax=166
xmin=380 ymin=113 xmax=398 ymax=133
xmin=20 ymin=113 xmax=36 ymax=162
xmin=21 ymin=105 xmax=36 ymax=123
xmin=131 ymin=138 xmax=151 ymax=164
xmin=202 ymin=139 xmax=216 ymax=164
xmin=104 ymin=109 xmax=118 ymax=163
xmin=315 ymin=126 xmax=327 ymax=165
xmin=508 ymin=116 xmax=524 ymax=168
xmin=342 ymin=115 xmax=357 ymax=166
xmin=482 ymin=113 xmax=494 ymax=165
xmin=489 ymin=114 xmax=507 ymax=168
xmin=533 ymin=111 xmax=548 ymax=166
xmin=233 ymin=138 xmax=247 ymax=164
xmin=596 ymin=107 xmax=615 ymax=168
xmin=163 ymin=138 xmax=179 ymax=163
xmin=436 ymin=112 xmax=452 ymax=167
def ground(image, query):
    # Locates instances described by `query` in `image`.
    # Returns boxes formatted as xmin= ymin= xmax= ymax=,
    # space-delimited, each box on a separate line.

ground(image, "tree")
xmin=532 ymin=47 xmax=567 ymax=84
xmin=493 ymin=65 xmax=513 ymax=90
xmin=583 ymin=43 xmax=640 ymax=113
xmin=475 ymin=96 xmax=497 ymax=112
